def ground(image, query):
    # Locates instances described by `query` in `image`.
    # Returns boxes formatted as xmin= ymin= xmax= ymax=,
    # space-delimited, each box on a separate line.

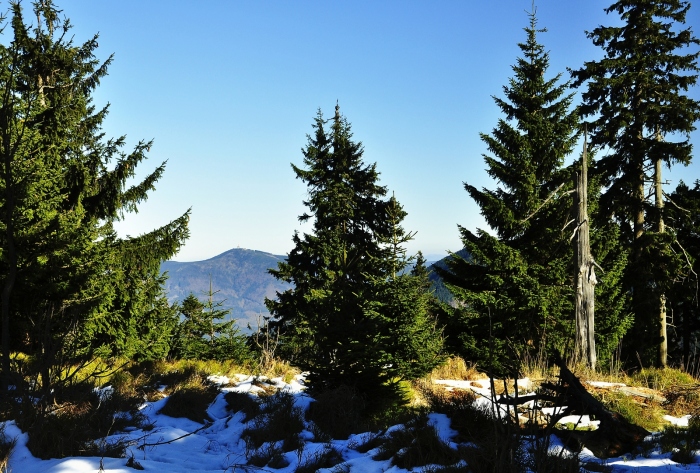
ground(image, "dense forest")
xmin=0 ymin=0 xmax=699 ymax=469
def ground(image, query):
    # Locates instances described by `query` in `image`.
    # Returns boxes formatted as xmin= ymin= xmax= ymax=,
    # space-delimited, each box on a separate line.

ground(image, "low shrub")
xmin=348 ymin=432 xmax=385 ymax=454
xmin=247 ymin=442 xmax=289 ymax=468
xmin=158 ymin=382 xmax=219 ymax=424
xmin=242 ymin=391 xmax=304 ymax=453
xmin=0 ymin=424 xmax=16 ymax=472
xmin=374 ymin=415 xmax=460 ymax=469
xmin=659 ymin=415 xmax=700 ymax=465
xmin=295 ymin=444 xmax=344 ymax=473
xmin=526 ymin=438 xmax=581 ymax=473
xmin=663 ymin=386 xmax=700 ymax=417
xmin=421 ymin=380 xmax=525 ymax=473
xmin=306 ymin=385 xmax=366 ymax=439
xmin=20 ymin=382 xmax=142 ymax=460
xmin=224 ymin=391 xmax=261 ymax=422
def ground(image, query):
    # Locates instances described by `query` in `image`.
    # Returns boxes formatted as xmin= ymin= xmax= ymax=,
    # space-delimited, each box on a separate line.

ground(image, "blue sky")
xmin=43 ymin=1 xmax=700 ymax=261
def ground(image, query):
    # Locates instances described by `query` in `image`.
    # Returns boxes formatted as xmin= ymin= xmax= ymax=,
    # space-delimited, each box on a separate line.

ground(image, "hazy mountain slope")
xmin=160 ymin=248 xmax=465 ymax=331
xmin=427 ymin=249 xmax=471 ymax=305
xmin=161 ymin=248 xmax=289 ymax=331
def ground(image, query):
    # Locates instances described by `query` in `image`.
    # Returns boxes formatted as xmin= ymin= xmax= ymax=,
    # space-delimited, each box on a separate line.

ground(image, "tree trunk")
xmin=654 ymin=152 xmax=667 ymax=368
xmin=575 ymin=129 xmax=596 ymax=369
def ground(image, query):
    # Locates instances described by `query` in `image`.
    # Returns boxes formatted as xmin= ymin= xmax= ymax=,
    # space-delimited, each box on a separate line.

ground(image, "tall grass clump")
xmin=659 ymin=415 xmax=700 ymax=464
xmin=430 ymin=357 xmax=482 ymax=381
xmin=157 ymin=373 xmax=220 ymax=424
xmin=373 ymin=414 xmax=460 ymax=469
xmin=19 ymin=379 xmax=144 ymax=459
xmin=242 ymin=391 xmax=305 ymax=454
xmin=630 ymin=367 xmax=695 ymax=392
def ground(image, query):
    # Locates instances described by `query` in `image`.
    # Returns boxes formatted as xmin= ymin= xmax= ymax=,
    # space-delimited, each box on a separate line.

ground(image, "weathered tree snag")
xmin=498 ymin=354 xmax=649 ymax=459
xmin=574 ymin=128 xmax=596 ymax=369
xmin=653 ymin=128 xmax=667 ymax=368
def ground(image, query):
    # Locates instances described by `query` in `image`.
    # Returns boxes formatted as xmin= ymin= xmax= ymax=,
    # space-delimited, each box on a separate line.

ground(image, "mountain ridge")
xmin=160 ymin=247 xmax=462 ymax=331
xmin=161 ymin=248 xmax=289 ymax=331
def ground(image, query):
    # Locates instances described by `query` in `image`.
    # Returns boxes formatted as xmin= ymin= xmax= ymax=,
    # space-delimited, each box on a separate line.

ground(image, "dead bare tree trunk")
xmin=574 ymin=129 xmax=597 ymax=369
xmin=653 ymin=129 xmax=667 ymax=368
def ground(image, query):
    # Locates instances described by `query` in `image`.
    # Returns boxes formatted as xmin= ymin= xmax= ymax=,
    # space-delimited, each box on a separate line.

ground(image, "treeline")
xmin=434 ymin=0 xmax=700 ymax=376
xmin=0 ymin=0 xmax=698 ymax=414
xmin=264 ymin=0 xmax=700 ymax=405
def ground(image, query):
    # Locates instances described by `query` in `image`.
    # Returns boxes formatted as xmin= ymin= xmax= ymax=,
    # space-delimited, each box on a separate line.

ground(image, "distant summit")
xmin=160 ymin=247 xmax=465 ymax=331
xmin=161 ymin=248 xmax=289 ymax=331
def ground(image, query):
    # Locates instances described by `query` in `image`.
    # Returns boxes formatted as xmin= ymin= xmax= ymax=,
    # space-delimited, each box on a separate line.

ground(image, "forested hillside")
xmin=161 ymin=248 xmax=288 ymax=330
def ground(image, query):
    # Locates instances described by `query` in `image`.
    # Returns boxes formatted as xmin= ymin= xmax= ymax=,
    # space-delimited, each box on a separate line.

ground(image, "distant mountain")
xmin=426 ymin=249 xmax=470 ymax=305
xmin=160 ymin=248 xmax=467 ymax=331
xmin=161 ymin=249 xmax=289 ymax=332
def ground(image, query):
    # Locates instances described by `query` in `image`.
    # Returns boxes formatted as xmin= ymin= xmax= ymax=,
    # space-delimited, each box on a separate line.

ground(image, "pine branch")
xmin=662 ymin=190 xmax=692 ymax=213
xmin=519 ymin=181 xmax=569 ymax=224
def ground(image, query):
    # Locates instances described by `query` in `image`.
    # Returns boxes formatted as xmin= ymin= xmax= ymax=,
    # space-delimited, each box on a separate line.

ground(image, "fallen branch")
xmin=137 ymin=420 xmax=217 ymax=450
xmin=548 ymin=353 xmax=649 ymax=458
xmin=519 ymin=182 xmax=570 ymax=224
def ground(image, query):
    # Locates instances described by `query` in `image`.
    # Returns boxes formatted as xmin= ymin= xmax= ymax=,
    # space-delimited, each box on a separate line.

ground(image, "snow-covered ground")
xmin=2 ymin=374 xmax=697 ymax=472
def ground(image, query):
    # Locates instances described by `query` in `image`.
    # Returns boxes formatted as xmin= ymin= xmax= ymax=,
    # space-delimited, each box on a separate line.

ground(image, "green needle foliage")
xmin=0 ymin=1 xmax=189 ymax=400
xmin=438 ymin=9 xmax=634 ymax=374
xmin=171 ymin=290 xmax=251 ymax=363
xmin=572 ymin=0 xmax=700 ymax=366
xmin=665 ymin=181 xmax=700 ymax=366
xmin=267 ymin=105 xmax=442 ymax=407
xmin=437 ymin=10 xmax=580 ymax=377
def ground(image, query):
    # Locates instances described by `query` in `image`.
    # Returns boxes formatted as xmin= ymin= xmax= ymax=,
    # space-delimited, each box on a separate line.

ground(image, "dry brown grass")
xmin=0 ymin=425 xmax=16 ymax=472
xmin=157 ymin=370 xmax=220 ymax=423
xmin=663 ymin=386 xmax=700 ymax=417
xmin=429 ymin=357 xmax=484 ymax=381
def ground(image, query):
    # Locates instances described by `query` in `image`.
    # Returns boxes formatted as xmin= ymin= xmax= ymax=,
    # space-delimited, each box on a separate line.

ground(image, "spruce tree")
xmin=0 ymin=2 xmax=189 ymax=397
xmin=438 ymin=10 xmax=580 ymax=377
xmin=369 ymin=200 xmax=444 ymax=381
xmin=171 ymin=285 xmax=249 ymax=362
xmin=267 ymin=106 xmax=442 ymax=404
xmin=665 ymin=181 xmax=700 ymax=366
xmin=571 ymin=0 xmax=699 ymax=367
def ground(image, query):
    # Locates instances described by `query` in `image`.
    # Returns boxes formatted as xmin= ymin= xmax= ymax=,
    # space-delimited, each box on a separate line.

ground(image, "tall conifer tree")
xmin=267 ymin=106 xmax=442 ymax=403
xmin=0 ymin=2 xmax=189 ymax=396
xmin=572 ymin=0 xmax=699 ymax=367
xmin=438 ymin=10 xmax=580 ymax=376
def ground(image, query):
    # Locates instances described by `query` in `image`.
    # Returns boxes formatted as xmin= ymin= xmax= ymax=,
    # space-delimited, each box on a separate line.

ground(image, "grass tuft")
xmin=294 ymin=444 xmax=344 ymax=473
xmin=158 ymin=372 xmax=220 ymax=423
xmin=430 ymin=357 xmax=483 ymax=381
xmin=630 ymin=368 xmax=695 ymax=392
xmin=374 ymin=414 xmax=460 ymax=469
xmin=242 ymin=391 xmax=305 ymax=453
xmin=596 ymin=391 xmax=664 ymax=432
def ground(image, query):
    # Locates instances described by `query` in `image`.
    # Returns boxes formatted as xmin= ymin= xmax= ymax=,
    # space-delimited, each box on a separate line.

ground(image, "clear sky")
xmin=40 ymin=1 xmax=700 ymax=262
